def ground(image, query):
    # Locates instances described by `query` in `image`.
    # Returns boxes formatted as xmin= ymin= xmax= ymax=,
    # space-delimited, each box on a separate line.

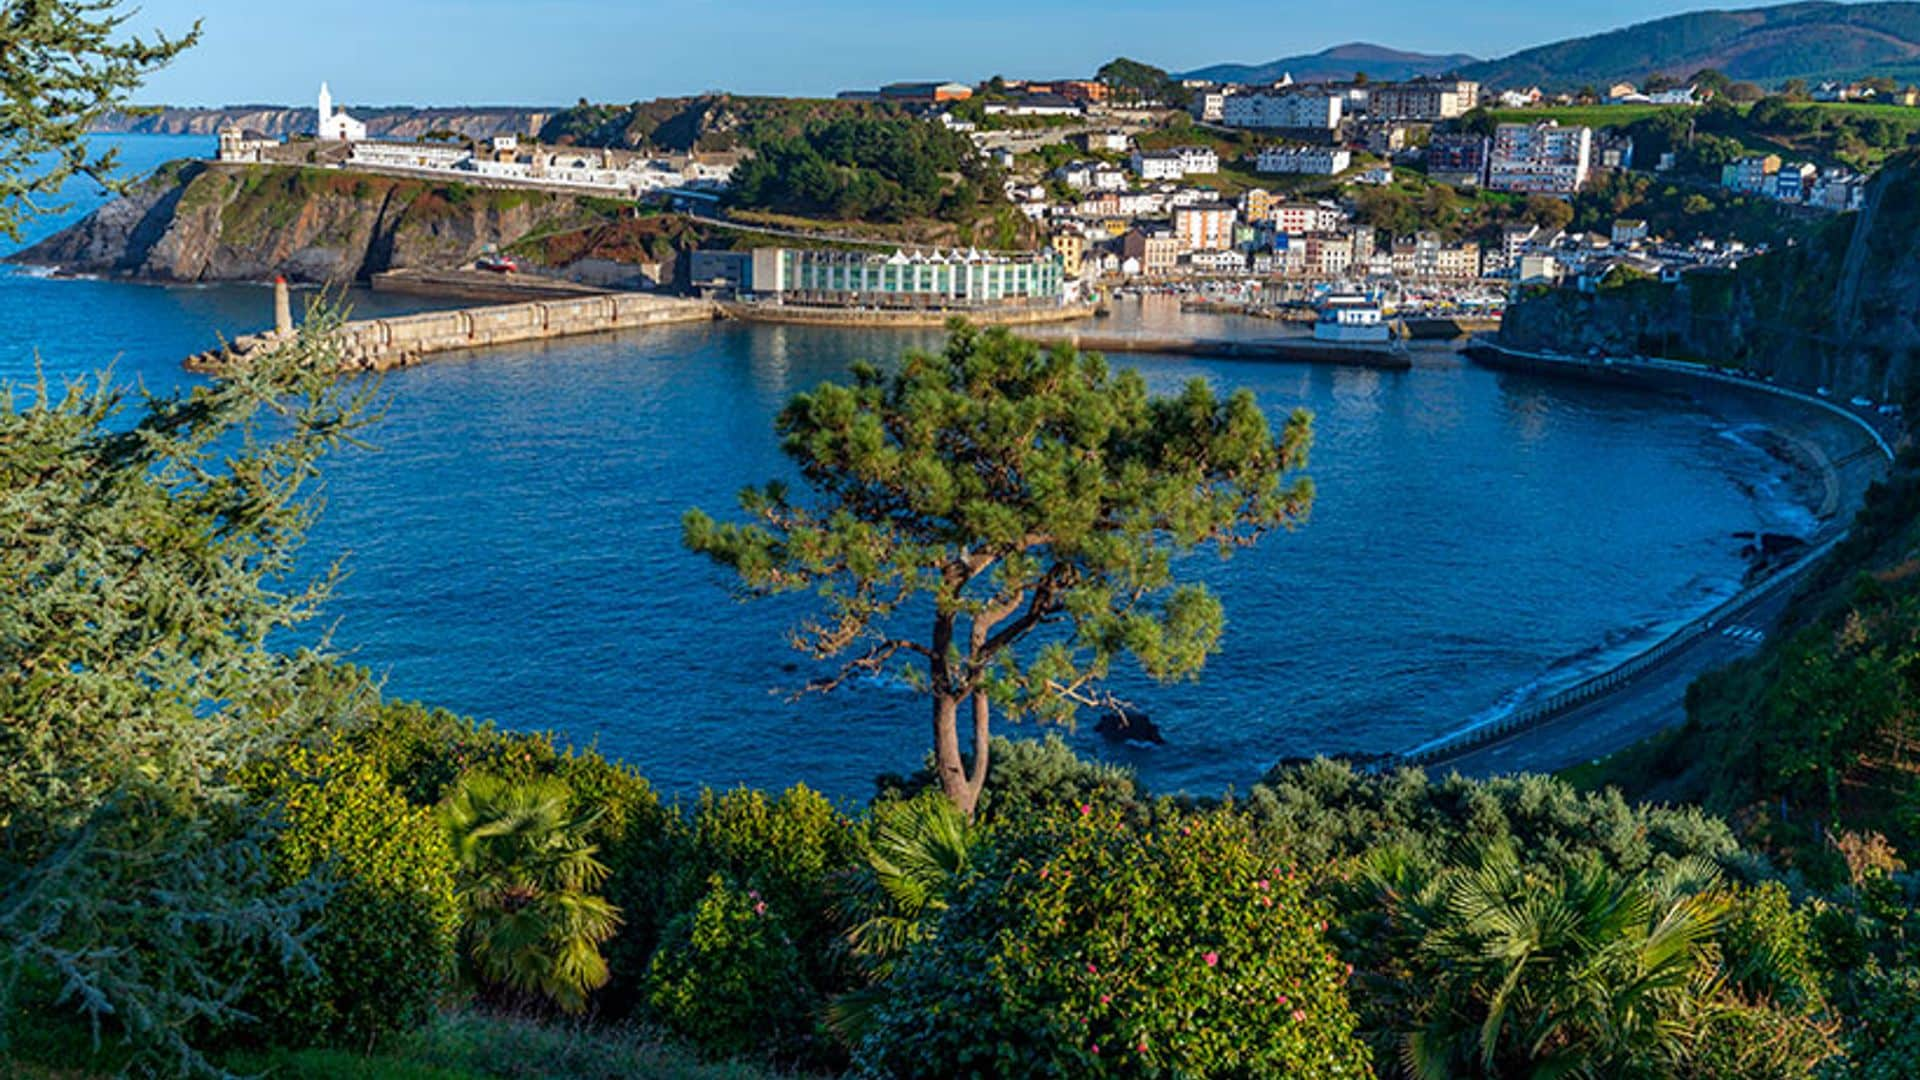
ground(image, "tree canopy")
xmin=726 ymin=115 xmax=995 ymax=223
xmin=0 ymin=0 xmax=199 ymax=237
xmin=685 ymin=323 xmax=1313 ymax=814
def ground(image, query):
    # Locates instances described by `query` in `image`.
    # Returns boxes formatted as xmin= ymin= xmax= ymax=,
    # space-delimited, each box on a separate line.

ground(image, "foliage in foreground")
xmin=856 ymin=804 xmax=1371 ymax=1078
xmin=0 ymin=315 xmax=377 ymax=1074
xmin=0 ymin=0 xmax=199 ymax=237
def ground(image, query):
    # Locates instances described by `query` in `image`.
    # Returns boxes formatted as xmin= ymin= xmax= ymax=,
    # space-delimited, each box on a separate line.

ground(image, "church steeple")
xmin=318 ymin=82 xmax=333 ymax=123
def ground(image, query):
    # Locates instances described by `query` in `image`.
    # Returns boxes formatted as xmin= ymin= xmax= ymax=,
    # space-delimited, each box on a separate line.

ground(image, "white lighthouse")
xmin=315 ymin=82 xmax=367 ymax=142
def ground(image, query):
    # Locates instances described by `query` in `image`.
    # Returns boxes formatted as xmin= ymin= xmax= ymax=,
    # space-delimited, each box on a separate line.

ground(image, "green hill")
xmin=1460 ymin=1 xmax=1920 ymax=89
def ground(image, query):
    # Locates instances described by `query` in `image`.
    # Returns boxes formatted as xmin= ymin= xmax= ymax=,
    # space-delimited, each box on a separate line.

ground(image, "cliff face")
xmin=12 ymin=162 xmax=586 ymax=284
xmin=1500 ymin=151 xmax=1920 ymax=401
xmin=94 ymin=106 xmax=550 ymax=140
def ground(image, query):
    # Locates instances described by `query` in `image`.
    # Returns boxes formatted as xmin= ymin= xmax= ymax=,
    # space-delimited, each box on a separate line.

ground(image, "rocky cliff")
xmin=1499 ymin=150 xmax=1920 ymax=401
xmin=10 ymin=162 xmax=588 ymax=284
xmin=94 ymin=106 xmax=550 ymax=140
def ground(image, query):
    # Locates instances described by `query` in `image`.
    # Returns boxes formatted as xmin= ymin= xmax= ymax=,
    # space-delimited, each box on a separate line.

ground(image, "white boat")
xmin=1314 ymin=296 xmax=1392 ymax=343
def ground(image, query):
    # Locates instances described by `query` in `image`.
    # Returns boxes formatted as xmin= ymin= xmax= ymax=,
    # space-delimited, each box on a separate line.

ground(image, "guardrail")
xmin=1399 ymin=339 xmax=1899 ymax=770
xmin=1401 ymin=531 xmax=1844 ymax=767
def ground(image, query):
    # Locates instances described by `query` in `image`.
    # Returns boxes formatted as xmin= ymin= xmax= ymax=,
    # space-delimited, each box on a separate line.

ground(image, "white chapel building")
xmin=315 ymin=83 xmax=367 ymax=142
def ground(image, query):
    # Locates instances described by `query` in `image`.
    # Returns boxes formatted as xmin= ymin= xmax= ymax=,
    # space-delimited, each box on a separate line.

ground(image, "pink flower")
xmin=1090 ymin=1044 xmax=1100 ymax=1055
xmin=1087 ymin=962 xmax=1098 ymax=974
xmin=1202 ymin=952 xmax=1219 ymax=968
xmin=753 ymin=901 xmax=767 ymax=916
xmin=1345 ymin=963 xmax=1354 ymax=977
xmin=1292 ymin=1009 xmax=1307 ymax=1022
xmin=1079 ymin=803 xmax=1092 ymax=816
xmin=1255 ymin=878 xmax=1269 ymax=891
xmin=1277 ymin=994 xmax=1290 ymax=1006
xmin=1040 ymin=867 xmax=1050 ymax=880
xmin=1099 ymin=994 xmax=1111 ymax=1005
xmin=1137 ymin=1044 xmax=1148 ymax=1053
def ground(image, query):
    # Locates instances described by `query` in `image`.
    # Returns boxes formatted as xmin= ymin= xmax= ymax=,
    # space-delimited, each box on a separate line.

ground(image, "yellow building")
xmin=1051 ymin=231 xmax=1087 ymax=278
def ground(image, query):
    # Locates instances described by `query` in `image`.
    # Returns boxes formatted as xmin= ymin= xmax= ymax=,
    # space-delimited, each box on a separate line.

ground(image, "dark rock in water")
xmin=1739 ymin=531 xmax=1809 ymax=564
xmin=1097 ymin=709 xmax=1165 ymax=745
xmin=1758 ymin=532 xmax=1807 ymax=557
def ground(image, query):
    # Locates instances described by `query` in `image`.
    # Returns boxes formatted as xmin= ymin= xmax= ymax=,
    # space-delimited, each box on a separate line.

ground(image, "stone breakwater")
xmin=188 ymin=293 xmax=720 ymax=373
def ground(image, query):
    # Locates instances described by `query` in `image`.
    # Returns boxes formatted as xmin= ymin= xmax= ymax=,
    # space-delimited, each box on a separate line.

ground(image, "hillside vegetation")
xmin=1181 ymin=43 xmax=1478 ymax=86
xmin=8 ymin=161 xmax=597 ymax=283
xmin=1461 ymin=1 xmax=1920 ymax=89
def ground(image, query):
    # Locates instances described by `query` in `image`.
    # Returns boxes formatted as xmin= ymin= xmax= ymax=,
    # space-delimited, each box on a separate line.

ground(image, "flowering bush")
xmin=855 ymin=805 xmax=1370 ymax=1077
xmin=643 ymin=872 xmax=807 ymax=1056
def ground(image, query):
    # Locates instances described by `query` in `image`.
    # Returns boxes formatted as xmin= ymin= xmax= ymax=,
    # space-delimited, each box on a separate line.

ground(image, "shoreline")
xmin=1402 ymin=341 xmax=1895 ymax=772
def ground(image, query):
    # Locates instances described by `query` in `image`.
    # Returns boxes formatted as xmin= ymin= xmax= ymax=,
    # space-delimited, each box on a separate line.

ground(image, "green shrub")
xmin=243 ymin=746 xmax=460 ymax=1047
xmin=640 ymin=785 xmax=856 ymax=1060
xmin=1836 ymin=967 xmax=1920 ymax=1080
xmin=679 ymin=785 xmax=855 ymax=958
xmin=644 ymin=873 xmax=809 ymax=1057
xmin=855 ymin=805 xmax=1371 ymax=1077
xmin=1246 ymin=759 xmax=1738 ymax=874
xmin=977 ymin=735 xmax=1142 ymax=822
xmin=1721 ymin=882 xmax=1829 ymax=1014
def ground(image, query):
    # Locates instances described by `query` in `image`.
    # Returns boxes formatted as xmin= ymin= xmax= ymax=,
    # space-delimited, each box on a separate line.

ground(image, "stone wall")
xmin=194 ymin=293 xmax=719 ymax=373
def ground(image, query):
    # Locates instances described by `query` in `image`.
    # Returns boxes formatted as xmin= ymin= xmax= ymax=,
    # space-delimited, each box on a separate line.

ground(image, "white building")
xmin=1488 ymin=122 xmax=1592 ymax=194
xmin=315 ymin=82 xmax=367 ymax=142
xmin=1268 ymin=202 xmax=1343 ymax=236
xmin=1190 ymin=248 xmax=1247 ymax=274
xmin=216 ymin=125 xmax=279 ymax=163
xmin=1056 ymin=161 xmax=1127 ymax=192
xmin=1190 ymin=90 xmax=1229 ymax=122
xmin=1255 ymin=145 xmax=1351 ymax=176
xmin=1128 ymin=145 xmax=1217 ymax=180
xmin=1222 ymin=91 xmax=1342 ymax=131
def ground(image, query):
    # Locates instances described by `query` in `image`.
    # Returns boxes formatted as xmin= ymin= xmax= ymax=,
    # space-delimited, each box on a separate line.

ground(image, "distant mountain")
xmin=1459 ymin=2 xmax=1920 ymax=90
xmin=1181 ymin=43 xmax=1478 ymax=85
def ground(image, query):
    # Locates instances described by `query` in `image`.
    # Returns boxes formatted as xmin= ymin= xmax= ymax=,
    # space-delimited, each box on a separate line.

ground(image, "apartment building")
xmin=1221 ymin=91 xmax=1343 ymax=131
xmin=1488 ymin=122 xmax=1593 ymax=194
xmin=1173 ymin=202 xmax=1239 ymax=252
xmin=1425 ymin=134 xmax=1490 ymax=188
xmin=1129 ymin=145 xmax=1219 ymax=180
xmin=1368 ymin=79 xmax=1480 ymax=121
xmin=1255 ymin=145 xmax=1352 ymax=175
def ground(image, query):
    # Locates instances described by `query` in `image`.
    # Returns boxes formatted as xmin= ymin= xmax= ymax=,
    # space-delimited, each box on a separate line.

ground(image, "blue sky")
xmin=128 ymin=0 xmax=1760 ymax=106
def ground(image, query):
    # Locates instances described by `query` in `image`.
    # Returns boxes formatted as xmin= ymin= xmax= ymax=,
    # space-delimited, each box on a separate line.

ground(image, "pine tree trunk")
xmin=931 ymin=693 xmax=980 ymax=817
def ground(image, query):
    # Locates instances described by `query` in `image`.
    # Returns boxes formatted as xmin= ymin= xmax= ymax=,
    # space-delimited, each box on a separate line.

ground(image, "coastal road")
xmin=1430 ymin=581 xmax=1792 ymax=778
xmin=1420 ymin=350 xmax=1894 ymax=779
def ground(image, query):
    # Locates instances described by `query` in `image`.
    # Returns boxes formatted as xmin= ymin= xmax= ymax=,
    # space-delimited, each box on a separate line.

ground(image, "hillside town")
xmin=214 ymin=64 xmax=1910 ymax=320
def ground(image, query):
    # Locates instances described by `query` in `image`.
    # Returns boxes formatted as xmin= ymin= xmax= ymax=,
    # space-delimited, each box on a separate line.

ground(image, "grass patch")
xmin=3 ymin=1010 xmax=786 ymax=1080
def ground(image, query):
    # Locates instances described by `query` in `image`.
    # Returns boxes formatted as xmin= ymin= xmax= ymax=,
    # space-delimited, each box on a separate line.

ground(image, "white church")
xmin=315 ymin=82 xmax=367 ymax=142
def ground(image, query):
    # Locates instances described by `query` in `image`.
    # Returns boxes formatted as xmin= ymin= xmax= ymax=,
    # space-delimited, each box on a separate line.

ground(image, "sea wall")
xmin=192 ymin=293 xmax=719 ymax=373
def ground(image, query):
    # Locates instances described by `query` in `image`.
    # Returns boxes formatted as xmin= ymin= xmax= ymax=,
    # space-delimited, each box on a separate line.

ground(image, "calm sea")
xmin=0 ymin=135 xmax=1814 ymax=799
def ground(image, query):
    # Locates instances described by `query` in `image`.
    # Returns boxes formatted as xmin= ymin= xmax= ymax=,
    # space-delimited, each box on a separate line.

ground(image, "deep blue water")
xmin=0 ymin=136 xmax=1815 ymax=799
